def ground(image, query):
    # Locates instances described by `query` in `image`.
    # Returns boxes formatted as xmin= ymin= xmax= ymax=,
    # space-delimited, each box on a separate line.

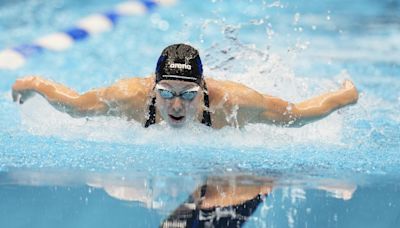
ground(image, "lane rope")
xmin=0 ymin=0 xmax=176 ymax=70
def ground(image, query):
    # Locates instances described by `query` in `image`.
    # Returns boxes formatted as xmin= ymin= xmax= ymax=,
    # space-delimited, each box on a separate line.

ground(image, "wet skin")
xmin=11 ymin=75 xmax=359 ymax=128
xmin=154 ymin=80 xmax=203 ymax=128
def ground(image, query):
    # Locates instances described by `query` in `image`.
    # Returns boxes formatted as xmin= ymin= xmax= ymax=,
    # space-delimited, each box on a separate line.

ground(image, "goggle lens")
xmin=180 ymin=91 xmax=198 ymax=100
xmin=159 ymin=89 xmax=175 ymax=99
xmin=157 ymin=87 xmax=199 ymax=101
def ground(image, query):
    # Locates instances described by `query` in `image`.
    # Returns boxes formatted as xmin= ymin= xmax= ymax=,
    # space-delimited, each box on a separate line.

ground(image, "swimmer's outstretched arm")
xmin=259 ymin=80 xmax=359 ymax=126
xmin=12 ymin=76 xmax=110 ymax=117
xmin=11 ymin=76 xmax=149 ymax=118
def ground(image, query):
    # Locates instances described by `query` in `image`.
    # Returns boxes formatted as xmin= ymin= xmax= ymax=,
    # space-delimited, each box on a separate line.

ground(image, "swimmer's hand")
xmin=340 ymin=79 xmax=359 ymax=104
xmin=12 ymin=76 xmax=39 ymax=104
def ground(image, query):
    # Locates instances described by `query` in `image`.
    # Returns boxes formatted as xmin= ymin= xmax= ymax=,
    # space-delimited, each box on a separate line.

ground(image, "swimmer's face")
xmin=155 ymin=80 xmax=203 ymax=128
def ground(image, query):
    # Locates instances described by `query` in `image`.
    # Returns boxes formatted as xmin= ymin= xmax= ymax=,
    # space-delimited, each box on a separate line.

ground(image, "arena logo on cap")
xmin=169 ymin=63 xmax=191 ymax=70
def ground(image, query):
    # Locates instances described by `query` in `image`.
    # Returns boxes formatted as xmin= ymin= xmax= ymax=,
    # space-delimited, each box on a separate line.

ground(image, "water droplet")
xmin=293 ymin=13 xmax=300 ymax=24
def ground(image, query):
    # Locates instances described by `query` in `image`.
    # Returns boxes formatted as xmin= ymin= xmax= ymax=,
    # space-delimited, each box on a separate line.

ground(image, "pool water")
xmin=0 ymin=0 xmax=399 ymax=227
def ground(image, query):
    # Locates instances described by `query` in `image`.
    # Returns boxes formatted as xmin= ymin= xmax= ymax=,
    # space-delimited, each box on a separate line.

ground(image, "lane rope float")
xmin=0 ymin=0 xmax=176 ymax=70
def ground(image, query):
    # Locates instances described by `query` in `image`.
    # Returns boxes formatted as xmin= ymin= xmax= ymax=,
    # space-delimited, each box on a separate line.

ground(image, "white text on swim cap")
xmin=169 ymin=63 xmax=192 ymax=70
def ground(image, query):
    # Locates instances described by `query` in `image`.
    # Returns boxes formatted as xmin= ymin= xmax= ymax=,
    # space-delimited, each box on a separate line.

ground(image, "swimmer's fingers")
xmin=11 ymin=83 xmax=23 ymax=103
xmin=341 ymin=79 xmax=359 ymax=104
xmin=19 ymin=90 xmax=35 ymax=104
xmin=11 ymin=89 xmax=19 ymax=102
xmin=11 ymin=89 xmax=34 ymax=104
xmin=12 ymin=77 xmax=38 ymax=104
xmin=342 ymin=79 xmax=355 ymax=90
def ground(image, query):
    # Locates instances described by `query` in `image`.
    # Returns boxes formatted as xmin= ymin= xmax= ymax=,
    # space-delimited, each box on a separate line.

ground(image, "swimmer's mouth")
xmin=169 ymin=115 xmax=185 ymax=121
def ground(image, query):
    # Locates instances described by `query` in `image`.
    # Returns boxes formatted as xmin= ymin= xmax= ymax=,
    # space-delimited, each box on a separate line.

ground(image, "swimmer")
xmin=11 ymin=43 xmax=358 ymax=129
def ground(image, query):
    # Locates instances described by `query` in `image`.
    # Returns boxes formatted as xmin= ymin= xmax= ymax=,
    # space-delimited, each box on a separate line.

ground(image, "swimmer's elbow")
xmin=284 ymin=105 xmax=333 ymax=128
xmin=60 ymin=93 xmax=109 ymax=118
xmin=269 ymin=106 xmax=313 ymax=128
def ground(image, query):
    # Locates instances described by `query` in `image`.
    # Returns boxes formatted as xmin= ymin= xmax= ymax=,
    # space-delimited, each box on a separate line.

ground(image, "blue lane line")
xmin=141 ymin=0 xmax=158 ymax=11
xmin=13 ymin=44 xmax=44 ymax=57
xmin=1 ymin=0 xmax=169 ymax=69
xmin=64 ymin=28 xmax=90 ymax=41
xmin=103 ymin=10 xmax=120 ymax=25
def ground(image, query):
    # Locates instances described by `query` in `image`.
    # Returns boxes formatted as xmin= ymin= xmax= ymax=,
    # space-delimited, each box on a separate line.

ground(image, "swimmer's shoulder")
xmin=205 ymin=77 xmax=259 ymax=99
xmin=205 ymin=77 xmax=265 ymax=110
xmin=114 ymin=76 xmax=154 ymax=88
xmin=111 ymin=76 xmax=155 ymax=95
xmin=104 ymin=76 xmax=154 ymax=120
xmin=205 ymin=77 xmax=244 ymax=108
xmin=205 ymin=77 xmax=254 ymax=90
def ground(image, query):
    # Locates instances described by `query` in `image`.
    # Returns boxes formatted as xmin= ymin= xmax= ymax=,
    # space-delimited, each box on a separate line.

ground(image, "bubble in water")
xmin=293 ymin=13 xmax=300 ymax=25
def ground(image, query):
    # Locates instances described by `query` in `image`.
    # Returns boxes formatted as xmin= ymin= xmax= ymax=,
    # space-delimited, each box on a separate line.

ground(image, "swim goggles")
xmin=155 ymin=84 xmax=200 ymax=101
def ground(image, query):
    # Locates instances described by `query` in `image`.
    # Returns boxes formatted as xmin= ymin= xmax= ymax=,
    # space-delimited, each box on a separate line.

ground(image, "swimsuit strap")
xmin=201 ymin=82 xmax=212 ymax=127
xmin=144 ymin=83 xmax=212 ymax=128
xmin=144 ymin=96 xmax=156 ymax=128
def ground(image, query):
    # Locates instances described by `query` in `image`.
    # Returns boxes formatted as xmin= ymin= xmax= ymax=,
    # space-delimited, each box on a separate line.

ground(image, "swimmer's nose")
xmin=171 ymin=97 xmax=183 ymax=113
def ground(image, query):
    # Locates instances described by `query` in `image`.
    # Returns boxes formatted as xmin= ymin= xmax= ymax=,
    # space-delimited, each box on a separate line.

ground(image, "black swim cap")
xmin=155 ymin=44 xmax=203 ymax=85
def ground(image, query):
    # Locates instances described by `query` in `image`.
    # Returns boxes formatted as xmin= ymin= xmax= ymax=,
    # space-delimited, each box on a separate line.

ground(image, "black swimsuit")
xmin=144 ymin=82 xmax=212 ymax=128
xmin=161 ymin=185 xmax=266 ymax=228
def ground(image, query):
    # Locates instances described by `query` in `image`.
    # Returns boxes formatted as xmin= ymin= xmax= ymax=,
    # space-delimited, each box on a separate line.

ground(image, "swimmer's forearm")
xmin=13 ymin=76 xmax=108 ymax=117
xmin=259 ymin=80 xmax=358 ymax=127
xmin=291 ymin=80 xmax=358 ymax=125
xmin=39 ymin=82 xmax=110 ymax=117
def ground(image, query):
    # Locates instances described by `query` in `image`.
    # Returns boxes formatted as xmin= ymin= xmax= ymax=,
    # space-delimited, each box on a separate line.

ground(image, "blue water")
xmin=0 ymin=0 xmax=400 ymax=227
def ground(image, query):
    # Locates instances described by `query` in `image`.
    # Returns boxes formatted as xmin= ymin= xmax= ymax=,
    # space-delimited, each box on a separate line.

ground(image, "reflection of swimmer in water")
xmin=12 ymin=44 xmax=358 ymax=129
xmin=5 ymin=170 xmax=357 ymax=227
xmin=161 ymin=176 xmax=273 ymax=228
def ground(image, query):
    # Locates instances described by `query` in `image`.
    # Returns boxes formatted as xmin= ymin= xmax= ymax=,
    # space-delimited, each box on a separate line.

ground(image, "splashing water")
xmin=0 ymin=0 xmax=399 ymax=178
